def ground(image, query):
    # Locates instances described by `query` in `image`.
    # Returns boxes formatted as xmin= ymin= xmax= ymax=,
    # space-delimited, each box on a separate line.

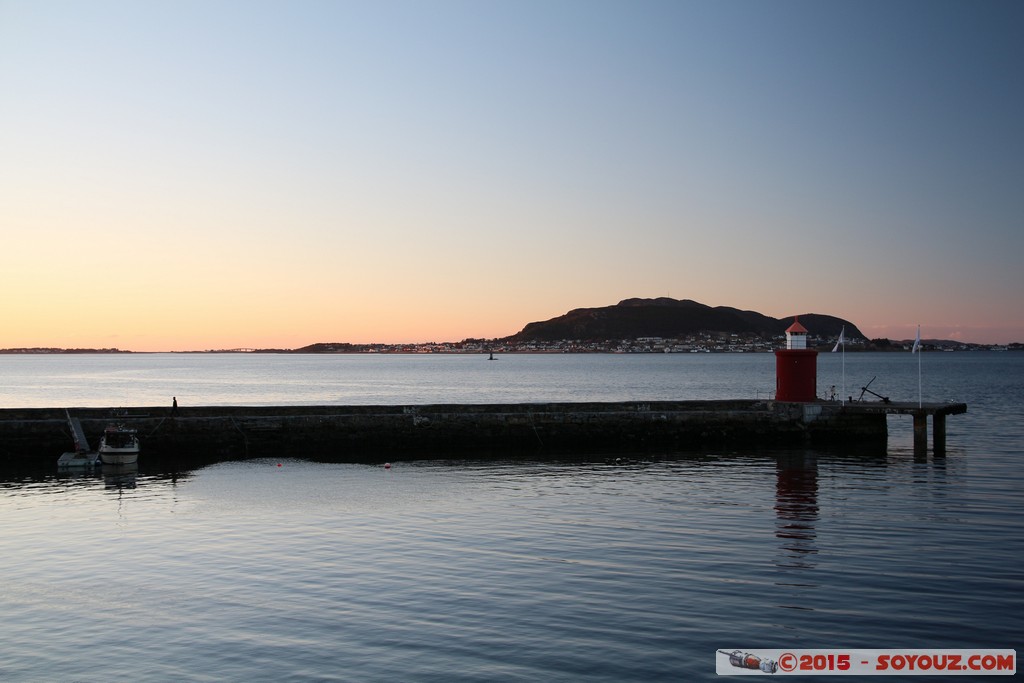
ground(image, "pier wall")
xmin=0 ymin=401 xmax=887 ymax=463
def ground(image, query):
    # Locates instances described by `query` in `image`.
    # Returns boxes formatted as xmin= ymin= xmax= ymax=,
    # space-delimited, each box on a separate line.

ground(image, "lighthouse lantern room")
xmin=775 ymin=317 xmax=818 ymax=402
xmin=785 ymin=319 xmax=807 ymax=349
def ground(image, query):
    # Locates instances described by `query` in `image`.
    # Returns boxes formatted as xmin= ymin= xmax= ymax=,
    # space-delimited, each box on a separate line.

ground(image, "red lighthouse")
xmin=775 ymin=317 xmax=818 ymax=402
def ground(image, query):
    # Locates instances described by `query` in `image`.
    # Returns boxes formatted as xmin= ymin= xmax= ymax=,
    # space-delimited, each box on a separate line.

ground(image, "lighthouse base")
xmin=775 ymin=349 xmax=818 ymax=402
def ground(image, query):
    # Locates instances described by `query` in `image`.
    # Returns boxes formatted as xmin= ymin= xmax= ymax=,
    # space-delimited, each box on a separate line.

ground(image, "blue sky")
xmin=1 ymin=0 xmax=1021 ymax=350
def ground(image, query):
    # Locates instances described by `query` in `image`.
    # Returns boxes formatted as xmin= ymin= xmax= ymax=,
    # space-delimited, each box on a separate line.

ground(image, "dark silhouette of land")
xmin=507 ymin=297 xmax=863 ymax=342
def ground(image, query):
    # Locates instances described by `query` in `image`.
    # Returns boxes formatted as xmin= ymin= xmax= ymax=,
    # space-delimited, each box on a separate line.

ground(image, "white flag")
xmin=911 ymin=325 xmax=921 ymax=353
xmin=832 ymin=327 xmax=845 ymax=353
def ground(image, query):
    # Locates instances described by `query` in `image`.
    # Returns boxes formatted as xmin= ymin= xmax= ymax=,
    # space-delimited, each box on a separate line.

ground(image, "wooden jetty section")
xmin=0 ymin=399 xmax=967 ymax=465
xmin=839 ymin=401 xmax=968 ymax=454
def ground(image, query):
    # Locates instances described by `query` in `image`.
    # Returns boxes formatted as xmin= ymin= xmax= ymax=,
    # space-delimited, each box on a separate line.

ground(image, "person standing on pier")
xmin=172 ymin=396 xmax=178 ymax=416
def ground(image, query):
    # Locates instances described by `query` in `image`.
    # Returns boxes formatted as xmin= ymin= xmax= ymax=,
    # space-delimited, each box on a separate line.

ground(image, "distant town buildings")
xmin=2 ymin=335 xmax=1017 ymax=355
xmin=290 ymin=334 xmax=1013 ymax=355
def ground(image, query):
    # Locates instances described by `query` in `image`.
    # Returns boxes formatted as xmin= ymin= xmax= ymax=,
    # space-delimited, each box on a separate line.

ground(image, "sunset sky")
xmin=2 ymin=1 xmax=1021 ymax=351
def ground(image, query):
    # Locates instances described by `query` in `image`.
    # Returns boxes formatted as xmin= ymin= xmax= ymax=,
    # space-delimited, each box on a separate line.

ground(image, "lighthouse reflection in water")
xmin=775 ymin=453 xmax=819 ymax=571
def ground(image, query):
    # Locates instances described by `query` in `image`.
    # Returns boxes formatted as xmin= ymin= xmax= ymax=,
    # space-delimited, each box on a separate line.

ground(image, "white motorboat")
xmin=98 ymin=424 xmax=140 ymax=465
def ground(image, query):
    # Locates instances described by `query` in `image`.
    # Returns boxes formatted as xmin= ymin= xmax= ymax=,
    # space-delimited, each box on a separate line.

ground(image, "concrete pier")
xmin=0 ymin=399 xmax=964 ymax=464
xmin=838 ymin=402 xmax=967 ymax=454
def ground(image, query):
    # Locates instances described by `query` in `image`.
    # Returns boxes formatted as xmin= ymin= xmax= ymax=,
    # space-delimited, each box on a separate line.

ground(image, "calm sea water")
xmin=1 ymin=353 xmax=1021 ymax=681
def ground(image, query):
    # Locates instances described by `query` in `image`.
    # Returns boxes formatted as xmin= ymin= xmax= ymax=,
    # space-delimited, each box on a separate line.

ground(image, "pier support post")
xmin=913 ymin=413 xmax=928 ymax=454
xmin=933 ymin=413 xmax=946 ymax=455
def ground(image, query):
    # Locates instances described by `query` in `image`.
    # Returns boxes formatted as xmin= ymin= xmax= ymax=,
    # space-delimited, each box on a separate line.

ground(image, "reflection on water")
xmin=103 ymin=463 xmax=138 ymax=490
xmin=775 ymin=454 xmax=818 ymax=571
xmin=1 ymin=444 xmax=1021 ymax=681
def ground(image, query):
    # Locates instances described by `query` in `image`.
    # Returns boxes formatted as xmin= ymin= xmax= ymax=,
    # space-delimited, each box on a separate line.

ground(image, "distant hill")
xmin=505 ymin=298 xmax=864 ymax=342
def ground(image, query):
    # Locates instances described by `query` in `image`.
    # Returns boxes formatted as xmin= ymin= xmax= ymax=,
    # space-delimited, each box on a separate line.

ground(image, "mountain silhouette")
xmin=506 ymin=298 xmax=862 ymax=342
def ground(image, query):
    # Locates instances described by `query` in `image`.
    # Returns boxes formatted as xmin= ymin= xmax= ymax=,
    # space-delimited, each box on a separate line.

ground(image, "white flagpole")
xmin=921 ymin=327 xmax=929 ymax=409
xmin=840 ymin=327 xmax=845 ymax=405
xmin=913 ymin=324 xmax=922 ymax=408
xmin=832 ymin=327 xmax=845 ymax=405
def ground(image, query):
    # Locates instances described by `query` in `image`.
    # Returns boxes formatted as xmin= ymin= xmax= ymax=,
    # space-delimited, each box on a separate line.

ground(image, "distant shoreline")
xmin=1 ymin=343 xmax=1019 ymax=355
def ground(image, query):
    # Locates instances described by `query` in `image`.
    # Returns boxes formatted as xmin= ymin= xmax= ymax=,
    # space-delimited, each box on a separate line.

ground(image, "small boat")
xmin=57 ymin=412 xmax=101 ymax=469
xmin=98 ymin=424 xmax=139 ymax=465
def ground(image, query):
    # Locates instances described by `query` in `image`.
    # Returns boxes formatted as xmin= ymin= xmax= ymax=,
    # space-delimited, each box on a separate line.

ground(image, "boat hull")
xmin=98 ymin=449 xmax=139 ymax=465
xmin=98 ymin=425 xmax=139 ymax=465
